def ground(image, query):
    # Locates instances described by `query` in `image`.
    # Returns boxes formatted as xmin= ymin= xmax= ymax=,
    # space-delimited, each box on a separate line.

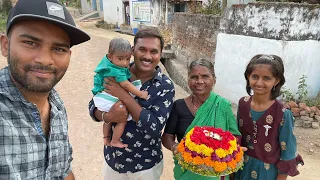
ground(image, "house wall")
xmin=103 ymin=0 xmax=125 ymax=25
xmin=215 ymin=3 xmax=320 ymax=103
xmin=131 ymin=0 xmax=166 ymax=27
xmin=81 ymin=0 xmax=92 ymax=13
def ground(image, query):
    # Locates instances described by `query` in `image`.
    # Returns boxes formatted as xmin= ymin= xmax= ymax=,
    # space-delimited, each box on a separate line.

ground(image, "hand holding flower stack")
xmin=175 ymin=126 xmax=244 ymax=177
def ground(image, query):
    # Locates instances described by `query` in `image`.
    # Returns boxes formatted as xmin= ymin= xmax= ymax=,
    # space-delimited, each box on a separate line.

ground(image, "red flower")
xmin=190 ymin=126 xmax=235 ymax=150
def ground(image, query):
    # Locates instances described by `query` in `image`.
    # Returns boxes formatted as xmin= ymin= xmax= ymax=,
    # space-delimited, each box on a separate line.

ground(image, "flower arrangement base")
xmin=175 ymin=126 xmax=244 ymax=177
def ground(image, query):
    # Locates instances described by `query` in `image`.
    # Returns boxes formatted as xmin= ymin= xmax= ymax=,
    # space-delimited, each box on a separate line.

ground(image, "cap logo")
xmin=46 ymin=2 xmax=65 ymax=19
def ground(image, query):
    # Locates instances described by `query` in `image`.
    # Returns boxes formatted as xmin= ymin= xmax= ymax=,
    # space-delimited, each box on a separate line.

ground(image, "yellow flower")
xmin=229 ymin=139 xmax=237 ymax=151
xmin=215 ymin=148 xmax=228 ymax=158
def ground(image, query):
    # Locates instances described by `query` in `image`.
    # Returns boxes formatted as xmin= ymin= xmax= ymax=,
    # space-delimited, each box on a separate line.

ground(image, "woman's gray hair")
xmin=108 ymin=38 xmax=132 ymax=54
xmin=188 ymin=58 xmax=215 ymax=78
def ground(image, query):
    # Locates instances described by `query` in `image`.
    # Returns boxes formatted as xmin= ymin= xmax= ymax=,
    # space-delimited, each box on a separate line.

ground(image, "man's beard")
xmin=8 ymin=52 xmax=66 ymax=93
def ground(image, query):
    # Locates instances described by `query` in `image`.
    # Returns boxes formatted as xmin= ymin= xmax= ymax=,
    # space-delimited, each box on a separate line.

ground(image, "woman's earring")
xmin=273 ymin=86 xmax=276 ymax=91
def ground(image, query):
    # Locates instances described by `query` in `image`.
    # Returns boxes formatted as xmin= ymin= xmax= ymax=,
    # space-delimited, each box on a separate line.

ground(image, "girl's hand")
xmin=241 ymin=146 xmax=248 ymax=151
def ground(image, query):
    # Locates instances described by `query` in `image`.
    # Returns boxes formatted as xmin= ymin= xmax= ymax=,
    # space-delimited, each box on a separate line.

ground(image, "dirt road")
xmin=0 ymin=19 xmax=318 ymax=179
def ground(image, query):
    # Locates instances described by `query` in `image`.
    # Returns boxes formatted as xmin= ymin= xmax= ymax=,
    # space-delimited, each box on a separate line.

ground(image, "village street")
xmin=0 ymin=18 xmax=319 ymax=179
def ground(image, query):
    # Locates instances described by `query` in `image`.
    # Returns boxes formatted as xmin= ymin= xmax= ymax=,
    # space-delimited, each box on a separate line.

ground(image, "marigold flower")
xmin=215 ymin=148 xmax=228 ymax=158
xmin=227 ymin=159 xmax=237 ymax=170
xmin=175 ymin=126 xmax=244 ymax=177
xmin=192 ymin=156 xmax=203 ymax=165
xmin=213 ymin=161 xmax=227 ymax=172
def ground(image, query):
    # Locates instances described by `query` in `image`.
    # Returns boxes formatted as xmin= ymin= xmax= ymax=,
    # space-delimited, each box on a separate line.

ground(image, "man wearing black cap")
xmin=0 ymin=0 xmax=90 ymax=179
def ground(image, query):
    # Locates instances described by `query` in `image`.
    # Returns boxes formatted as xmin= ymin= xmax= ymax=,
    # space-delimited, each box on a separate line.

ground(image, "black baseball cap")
xmin=6 ymin=0 xmax=90 ymax=46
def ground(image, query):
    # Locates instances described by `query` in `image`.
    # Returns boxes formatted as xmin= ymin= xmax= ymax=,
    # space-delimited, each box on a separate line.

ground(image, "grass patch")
xmin=0 ymin=14 xmax=8 ymax=34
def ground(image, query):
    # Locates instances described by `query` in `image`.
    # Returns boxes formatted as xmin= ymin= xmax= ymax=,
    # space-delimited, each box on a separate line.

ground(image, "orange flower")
xmin=227 ymin=159 xmax=237 ymax=170
xmin=203 ymin=157 xmax=213 ymax=167
xmin=235 ymin=150 xmax=243 ymax=162
xmin=213 ymin=161 xmax=227 ymax=172
xmin=177 ymin=140 xmax=185 ymax=152
xmin=182 ymin=151 xmax=193 ymax=163
xmin=192 ymin=156 xmax=203 ymax=165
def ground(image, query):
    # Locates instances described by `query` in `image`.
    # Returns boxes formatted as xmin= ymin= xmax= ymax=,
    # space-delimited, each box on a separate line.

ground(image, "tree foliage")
xmin=0 ymin=0 xmax=13 ymax=15
xmin=188 ymin=0 xmax=221 ymax=15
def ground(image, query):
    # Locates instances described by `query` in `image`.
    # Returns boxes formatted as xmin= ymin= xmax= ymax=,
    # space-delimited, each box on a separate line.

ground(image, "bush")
xmin=0 ymin=13 xmax=8 ymax=33
xmin=188 ymin=0 xmax=222 ymax=15
xmin=281 ymin=75 xmax=320 ymax=107
xmin=1 ymin=0 xmax=12 ymax=14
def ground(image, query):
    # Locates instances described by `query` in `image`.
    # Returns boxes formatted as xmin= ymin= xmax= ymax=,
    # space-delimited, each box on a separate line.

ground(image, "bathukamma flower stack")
xmin=175 ymin=126 xmax=244 ymax=177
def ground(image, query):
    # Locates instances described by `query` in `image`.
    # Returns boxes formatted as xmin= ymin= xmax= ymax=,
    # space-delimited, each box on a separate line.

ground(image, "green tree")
xmin=1 ymin=0 xmax=12 ymax=15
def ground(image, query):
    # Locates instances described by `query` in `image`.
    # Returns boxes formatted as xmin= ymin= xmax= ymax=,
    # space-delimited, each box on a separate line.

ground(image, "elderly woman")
xmin=161 ymin=59 xmax=241 ymax=180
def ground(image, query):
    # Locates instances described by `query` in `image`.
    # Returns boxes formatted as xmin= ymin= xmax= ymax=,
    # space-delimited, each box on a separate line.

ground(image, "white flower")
xmin=105 ymin=154 xmax=110 ymax=161
xmin=151 ymin=150 xmax=158 ymax=156
xmin=115 ymin=163 xmax=125 ymax=169
xmin=163 ymin=100 xmax=171 ymax=108
xmin=134 ymin=153 xmax=142 ymax=158
xmin=158 ymin=116 xmax=165 ymax=124
xmin=134 ymin=141 xmax=142 ymax=147
xmin=155 ymin=82 xmax=161 ymax=87
xmin=126 ymin=132 xmax=134 ymax=138
xmin=160 ymin=89 xmax=170 ymax=97
xmin=150 ymin=139 xmax=155 ymax=145
xmin=137 ymin=121 xmax=142 ymax=127
xmin=150 ymin=123 xmax=156 ymax=131
xmin=153 ymin=105 xmax=160 ymax=111
xmin=126 ymin=158 xmax=133 ymax=163
xmin=144 ymin=134 xmax=151 ymax=139
xmin=145 ymin=159 xmax=152 ymax=163
xmin=135 ymin=164 xmax=143 ymax=170
xmin=115 ymin=150 xmax=123 ymax=156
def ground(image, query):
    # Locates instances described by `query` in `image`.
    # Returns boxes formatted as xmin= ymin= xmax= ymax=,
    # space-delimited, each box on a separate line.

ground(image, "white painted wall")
xmin=131 ymin=0 xmax=165 ymax=27
xmin=103 ymin=0 xmax=125 ymax=25
xmin=214 ymin=33 xmax=320 ymax=104
xmin=81 ymin=0 xmax=92 ymax=13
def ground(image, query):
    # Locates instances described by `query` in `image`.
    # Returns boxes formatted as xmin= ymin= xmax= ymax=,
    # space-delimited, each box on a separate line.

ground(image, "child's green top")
xmin=92 ymin=56 xmax=131 ymax=95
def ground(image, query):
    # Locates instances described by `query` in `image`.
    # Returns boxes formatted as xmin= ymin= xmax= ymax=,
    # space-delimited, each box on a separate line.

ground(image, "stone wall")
xmin=171 ymin=13 xmax=221 ymax=65
xmin=165 ymin=3 xmax=320 ymax=102
xmin=220 ymin=2 xmax=320 ymax=41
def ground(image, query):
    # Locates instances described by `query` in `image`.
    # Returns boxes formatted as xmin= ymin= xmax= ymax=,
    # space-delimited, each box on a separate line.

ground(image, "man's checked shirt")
xmin=0 ymin=67 xmax=72 ymax=179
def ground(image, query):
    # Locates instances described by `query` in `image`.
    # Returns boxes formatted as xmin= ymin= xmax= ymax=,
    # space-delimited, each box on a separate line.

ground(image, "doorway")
xmin=123 ymin=1 xmax=130 ymax=25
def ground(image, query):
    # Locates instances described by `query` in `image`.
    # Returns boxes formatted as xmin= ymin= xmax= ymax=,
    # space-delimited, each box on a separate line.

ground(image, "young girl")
xmin=92 ymin=38 xmax=148 ymax=148
xmin=235 ymin=54 xmax=304 ymax=180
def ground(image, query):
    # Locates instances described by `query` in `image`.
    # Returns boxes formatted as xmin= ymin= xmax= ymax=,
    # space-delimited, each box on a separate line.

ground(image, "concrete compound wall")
xmin=167 ymin=3 xmax=320 ymax=104
xmin=214 ymin=33 xmax=320 ymax=103
xmin=220 ymin=3 xmax=320 ymax=41
xmin=214 ymin=3 xmax=320 ymax=103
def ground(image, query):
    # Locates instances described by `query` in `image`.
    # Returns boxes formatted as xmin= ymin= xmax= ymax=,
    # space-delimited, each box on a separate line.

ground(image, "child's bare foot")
xmin=103 ymin=137 xmax=111 ymax=146
xmin=111 ymin=140 xmax=128 ymax=148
